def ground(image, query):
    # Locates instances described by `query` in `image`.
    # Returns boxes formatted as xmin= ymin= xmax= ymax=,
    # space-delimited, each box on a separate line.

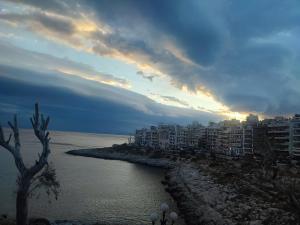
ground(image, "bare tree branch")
xmin=0 ymin=103 xmax=58 ymax=225
xmin=0 ymin=115 xmax=26 ymax=173
xmin=0 ymin=123 xmax=14 ymax=154
xmin=28 ymin=103 xmax=51 ymax=176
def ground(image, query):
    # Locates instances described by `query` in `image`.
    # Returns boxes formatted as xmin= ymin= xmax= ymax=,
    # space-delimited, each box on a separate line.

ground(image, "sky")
xmin=0 ymin=0 xmax=299 ymax=134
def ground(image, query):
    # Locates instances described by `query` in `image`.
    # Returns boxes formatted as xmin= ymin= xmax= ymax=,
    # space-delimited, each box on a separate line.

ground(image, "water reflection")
xmin=0 ymin=129 xmax=184 ymax=225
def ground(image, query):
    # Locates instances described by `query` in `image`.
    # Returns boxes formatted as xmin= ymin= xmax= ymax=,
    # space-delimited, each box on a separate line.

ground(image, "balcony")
xmin=268 ymin=130 xmax=289 ymax=133
xmin=275 ymin=136 xmax=289 ymax=140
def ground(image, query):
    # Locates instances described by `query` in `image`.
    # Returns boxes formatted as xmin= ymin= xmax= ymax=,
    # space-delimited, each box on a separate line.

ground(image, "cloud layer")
xmin=0 ymin=62 xmax=221 ymax=133
xmin=1 ymin=0 xmax=300 ymax=131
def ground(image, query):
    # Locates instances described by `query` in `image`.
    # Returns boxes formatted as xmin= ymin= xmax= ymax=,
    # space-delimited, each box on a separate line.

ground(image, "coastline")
xmin=67 ymin=146 xmax=300 ymax=225
xmin=66 ymin=148 xmax=174 ymax=169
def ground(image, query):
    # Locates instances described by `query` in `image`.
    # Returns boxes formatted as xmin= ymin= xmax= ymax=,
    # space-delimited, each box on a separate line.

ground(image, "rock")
xmin=29 ymin=218 xmax=51 ymax=225
xmin=249 ymin=220 xmax=263 ymax=225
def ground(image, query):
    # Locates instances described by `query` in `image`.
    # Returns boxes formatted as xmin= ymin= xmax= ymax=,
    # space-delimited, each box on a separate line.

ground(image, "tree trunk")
xmin=16 ymin=190 xmax=28 ymax=225
xmin=16 ymin=176 xmax=30 ymax=225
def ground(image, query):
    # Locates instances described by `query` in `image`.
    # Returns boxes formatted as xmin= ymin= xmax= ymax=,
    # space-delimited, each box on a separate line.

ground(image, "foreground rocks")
xmin=0 ymin=217 xmax=84 ymax=225
xmin=165 ymin=159 xmax=300 ymax=225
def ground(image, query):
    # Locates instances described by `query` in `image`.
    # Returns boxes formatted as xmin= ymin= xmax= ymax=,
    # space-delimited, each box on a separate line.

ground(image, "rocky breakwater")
xmin=67 ymin=146 xmax=175 ymax=169
xmin=164 ymin=159 xmax=299 ymax=225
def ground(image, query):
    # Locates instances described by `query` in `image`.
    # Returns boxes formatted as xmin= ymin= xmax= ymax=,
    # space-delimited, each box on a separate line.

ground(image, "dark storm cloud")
xmin=2 ymin=0 xmax=300 ymax=115
xmin=86 ymin=0 xmax=224 ymax=66
xmin=0 ymin=65 xmax=221 ymax=133
xmin=227 ymin=0 xmax=300 ymax=41
xmin=82 ymin=0 xmax=300 ymax=115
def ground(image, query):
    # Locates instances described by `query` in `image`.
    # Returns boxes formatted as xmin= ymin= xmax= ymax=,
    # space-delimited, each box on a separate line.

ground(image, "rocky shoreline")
xmin=67 ymin=146 xmax=300 ymax=225
xmin=66 ymin=148 xmax=174 ymax=168
xmin=165 ymin=162 xmax=298 ymax=225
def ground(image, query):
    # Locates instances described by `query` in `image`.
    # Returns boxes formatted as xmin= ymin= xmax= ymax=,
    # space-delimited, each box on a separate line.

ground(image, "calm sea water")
xmin=0 ymin=129 xmax=183 ymax=225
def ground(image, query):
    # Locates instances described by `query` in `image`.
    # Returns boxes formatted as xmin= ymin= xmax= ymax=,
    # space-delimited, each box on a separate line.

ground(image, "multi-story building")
xmin=289 ymin=114 xmax=300 ymax=158
xmin=175 ymin=125 xmax=188 ymax=149
xmin=216 ymin=126 xmax=228 ymax=154
xmin=229 ymin=126 xmax=244 ymax=155
xmin=240 ymin=115 xmax=258 ymax=155
xmin=215 ymin=124 xmax=244 ymax=156
xmin=266 ymin=116 xmax=290 ymax=158
xmin=187 ymin=122 xmax=206 ymax=148
xmin=135 ymin=128 xmax=146 ymax=146
xmin=148 ymin=126 xmax=159 ymax=148
xmin=158 ymin=124 xmax=172 ymax=150
xmin=242 ymin=125 xmax=254 ymax=155
xmin=135 ymin=126 xmax=159 ymax=149
xmin=134 ymin=114 xmax=300 ymax=160
xmin=206 ymin=122 xmax=219 ymax=152
xmin=252 ymin=124 xmax=268 ymax=155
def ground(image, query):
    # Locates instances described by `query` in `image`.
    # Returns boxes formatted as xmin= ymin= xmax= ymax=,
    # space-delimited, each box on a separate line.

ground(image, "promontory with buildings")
xmin=68 ymin=114 xmax=300 ymax=225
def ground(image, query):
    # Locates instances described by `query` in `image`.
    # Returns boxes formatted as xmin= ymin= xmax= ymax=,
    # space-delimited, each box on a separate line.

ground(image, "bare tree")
xmin=0 ymin=103 xmax=59 ymax=225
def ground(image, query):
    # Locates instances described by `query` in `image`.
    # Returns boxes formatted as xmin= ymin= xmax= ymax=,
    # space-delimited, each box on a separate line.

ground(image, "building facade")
xmin=134 ymin=114 xmax=300 ymax=160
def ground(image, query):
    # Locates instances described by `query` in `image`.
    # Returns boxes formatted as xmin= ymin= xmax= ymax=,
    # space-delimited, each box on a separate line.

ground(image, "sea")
xmin=0 ymin=129 xmax=184 ymax=225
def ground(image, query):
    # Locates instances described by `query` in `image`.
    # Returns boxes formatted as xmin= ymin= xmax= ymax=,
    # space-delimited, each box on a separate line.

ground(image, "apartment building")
xmin=135 ymin=126 xmax=159 ymax=148
xmin=158 ymin=124 xmax=172 ymax=150
xmin=266 ymin=116 xmax=290 ymax=158
xmin=215 ymin=124 xmax=245 ymax=156
xmin=243 ymin=125 xmax=254 ymax=154
xmin=289 ymin=114 xmax=300 ymax=158
xmin=205 ymin=122 xmax=219 ymax=152
xmin=229 ymin=126 xmax=244 ymax=155
xmin=187 ymin=122 xmax=206 ymax=148
xmin=175 ymin=125 xmax=188 ymax=149
xmin=134 ymin=114 xmax=300 ymax=160
xmin=135 ymin=128 xmax=146 ymax=146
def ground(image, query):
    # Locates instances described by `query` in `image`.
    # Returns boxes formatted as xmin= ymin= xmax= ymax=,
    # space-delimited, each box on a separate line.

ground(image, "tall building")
xmin=216 ymin=126 xmax=228 ymax=154
xmin=229 ymin=126 xmax=244 ymax=155
xmin=242 ymin=125 xmax=253 ymax=155
xmin=187 ymin=122 xmax=206 ymax=148
xmin=214 ymin=119 xmax=244 ymax=155
xmin=289 ymin=114 xmax=300 ymax=158
xmin=267 ymin=117 xmax=290 ymax=159
xmin=175 ymin=125 xmax=188 ymax=149
xmin=158 ymin=124 xmax=172 ymax=150
xmin=206 ymin=122 xmax=219 ymax=152
xmin=135 ymin=128 xmax=146 ymax=146
xmin=252 ymin=124 xmax=268 ymax=155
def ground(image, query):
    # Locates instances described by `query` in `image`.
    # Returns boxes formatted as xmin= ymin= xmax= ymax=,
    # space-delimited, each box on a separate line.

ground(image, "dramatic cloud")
xmin=0 ymin=65 xmax=221 ymax=133
xmin=0 ymin=42 xmax=130 ymax=89
xmin=1 ymin=0 xmax=300 ymax=121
